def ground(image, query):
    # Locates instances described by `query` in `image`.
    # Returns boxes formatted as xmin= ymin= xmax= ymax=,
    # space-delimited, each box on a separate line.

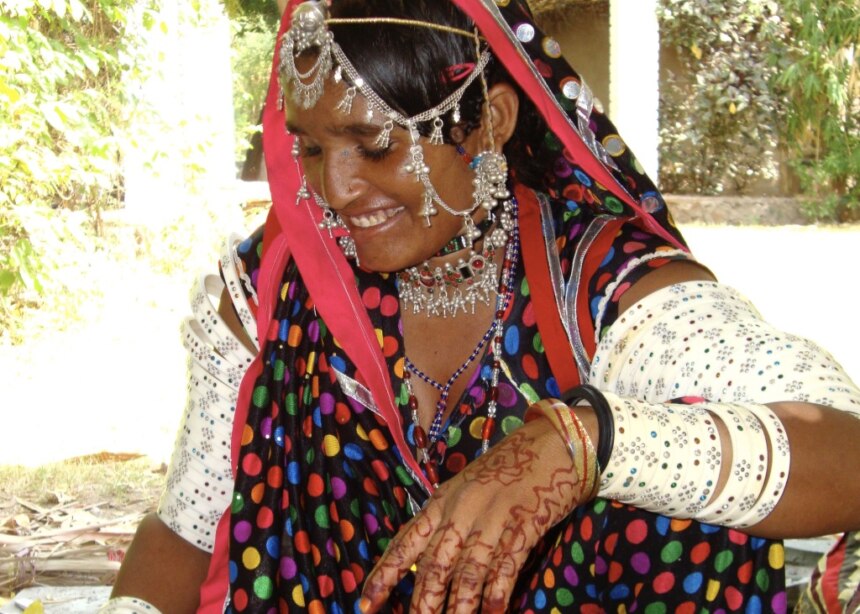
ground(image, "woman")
xmin=107 ymin=1 xmax=860 ymax=612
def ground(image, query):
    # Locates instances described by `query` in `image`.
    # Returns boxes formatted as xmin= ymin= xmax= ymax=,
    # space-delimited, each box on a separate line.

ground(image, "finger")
xmin=481 ymin=522 xmax=534 ymax=613
xmin=448 ymin=529 xmax=495 ymax=614
xmin=360 ymin=506 xmax=439 ymax=613
xmin=409 ymin=519 xmax=471 ymax=613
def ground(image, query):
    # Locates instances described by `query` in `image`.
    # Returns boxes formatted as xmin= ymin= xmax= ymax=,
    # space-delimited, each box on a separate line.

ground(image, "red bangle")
xmin=526 ymin=398 xmax=598 ymax=499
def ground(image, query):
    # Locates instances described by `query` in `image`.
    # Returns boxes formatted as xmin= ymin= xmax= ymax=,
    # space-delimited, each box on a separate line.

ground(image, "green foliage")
xmin=658 ymin=0 xmax=786 ymax=195
xmin=222 ymin=0 xmax=277 ymax=168
xmin=222 ymin=0 xmax=279 ymax=25
xmin=771 ymin=0 xmax=860 ymax=221
xmin=0 ymin=0 xmax=157 ymax=336
xmin=231 ymin=13 xmax=275 ymax=166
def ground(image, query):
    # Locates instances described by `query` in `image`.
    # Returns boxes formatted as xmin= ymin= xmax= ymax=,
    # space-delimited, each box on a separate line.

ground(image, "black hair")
xmin=325 ymin=0 xmax=553 ymax=190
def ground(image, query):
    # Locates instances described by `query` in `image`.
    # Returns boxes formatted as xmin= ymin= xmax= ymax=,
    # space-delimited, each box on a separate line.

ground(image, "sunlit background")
xmin=1 ymin=0 xmax=858 ymax=469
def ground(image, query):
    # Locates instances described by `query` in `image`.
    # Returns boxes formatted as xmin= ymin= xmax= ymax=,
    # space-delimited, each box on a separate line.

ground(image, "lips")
xmin=345 ymin=207 xmax=404 ymax=229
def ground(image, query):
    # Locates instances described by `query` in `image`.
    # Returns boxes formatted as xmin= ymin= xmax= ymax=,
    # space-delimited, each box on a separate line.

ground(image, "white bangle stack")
xmin=693 ymin=403 xmax=768 ymax=525
xmin=189 ymin=272 xmax=256 ymax=369
xmin=158 ymin=236 xmax=258 ymax=552
xmin=597 ymin=391 xmax=791 ymax=528
xmin=731 ymin=403 xmax=790 ymax=527
xmin=597 ymin=394 xmax=722 ymax=517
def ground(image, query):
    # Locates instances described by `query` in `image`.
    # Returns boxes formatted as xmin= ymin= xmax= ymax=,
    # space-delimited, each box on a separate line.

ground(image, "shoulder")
xmin=229 ymin=224 xmax=266 ymax=293
xmin=585 ymin=216 xmax=705 ymax=338
xmin=617 ymin=260 xmax=715 ymax=314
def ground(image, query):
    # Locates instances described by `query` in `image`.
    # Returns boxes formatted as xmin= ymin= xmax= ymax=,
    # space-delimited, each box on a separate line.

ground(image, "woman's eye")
xmin=358 ymin=144 xmax=392 ymax=162
xmin=300 ymin=143 xmax=322 ymax=158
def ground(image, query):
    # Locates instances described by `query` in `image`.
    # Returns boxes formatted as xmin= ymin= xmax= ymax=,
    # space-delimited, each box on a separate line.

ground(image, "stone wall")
xmin=665 ymin=195 xmax=809 ymax=226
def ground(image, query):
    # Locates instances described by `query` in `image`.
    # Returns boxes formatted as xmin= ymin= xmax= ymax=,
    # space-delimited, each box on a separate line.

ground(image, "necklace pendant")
xmin=414 ymin=424 xmax=428 ymax=448
xmin=451 ymin=290 xmax=467 ymax=317
xmin=425 ymin=459 xmax=440 ymax=488
xmin=455 ymin=258 xmax=472 ymax=281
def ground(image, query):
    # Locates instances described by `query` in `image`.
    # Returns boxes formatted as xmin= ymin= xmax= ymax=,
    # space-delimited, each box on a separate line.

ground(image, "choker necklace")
xmin=404 ymin=198 xmax=520 ymax=488
xmin=433 ymin=217 xmax=494 ymax=257
xmin=397 ymin=200 xmax=515 ymax=318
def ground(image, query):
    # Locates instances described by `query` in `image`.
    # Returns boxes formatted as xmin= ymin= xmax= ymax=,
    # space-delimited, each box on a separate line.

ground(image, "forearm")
xmin=109 ymin=237 xmax=256 ymax=611
xmin=749 ymin=401 xmax=860 ymax=538
xmin=111 ymin=513 xmax=211 ymax=613
xmin=568 ymin=393 xmax=860 ymax=539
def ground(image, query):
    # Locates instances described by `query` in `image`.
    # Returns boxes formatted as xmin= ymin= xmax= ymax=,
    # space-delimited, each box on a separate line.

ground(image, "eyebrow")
xmin=286 ymin=122 xmax=388 ymax=139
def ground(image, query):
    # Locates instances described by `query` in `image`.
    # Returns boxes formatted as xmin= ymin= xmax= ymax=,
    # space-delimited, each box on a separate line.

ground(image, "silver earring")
xmin=338 ymin=234 xmax=358 ymax=265
xmin=292 ymin=139 xmax=312 ymax=204
xmin=471 ymin=150 xmax=511 ymax=213
xmin=312 ymin=192 xmax=359 ymax=265
xmin=313 ymin=192 xmax=340 ymax=236
xmin=471 ymin=151 xmax=514 ymax=249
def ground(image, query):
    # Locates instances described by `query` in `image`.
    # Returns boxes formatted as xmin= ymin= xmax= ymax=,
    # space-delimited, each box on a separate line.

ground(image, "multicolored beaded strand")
xmin=405 ymin=322 xmax=494 ymax=442
xmin=404 ymin=198 xmax=520 ymax=487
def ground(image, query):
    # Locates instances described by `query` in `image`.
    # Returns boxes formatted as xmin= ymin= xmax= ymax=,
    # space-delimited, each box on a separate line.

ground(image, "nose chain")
xmin=403 ymin=198 xmax=520 ymax=488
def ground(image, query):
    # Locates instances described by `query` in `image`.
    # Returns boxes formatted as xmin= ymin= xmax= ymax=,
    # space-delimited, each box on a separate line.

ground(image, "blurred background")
xmin=0 ymin=0 xmax=857 ymax=602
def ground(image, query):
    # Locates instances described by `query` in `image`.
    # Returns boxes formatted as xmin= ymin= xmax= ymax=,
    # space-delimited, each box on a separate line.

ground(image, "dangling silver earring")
xmin=471 ymin=150 xmax=510 ymax=213
xmin=312 ymin=192 xmax=340 ymax=237
xmin=292 ymin=139 xmax=312 ymax=204
xmin=468 ymin=30 xmax=513 ymax=247
xmin=338 ymin=234 xmax=358 ymax=264
xmin=312 ymin=192 xmax=359 ymax=266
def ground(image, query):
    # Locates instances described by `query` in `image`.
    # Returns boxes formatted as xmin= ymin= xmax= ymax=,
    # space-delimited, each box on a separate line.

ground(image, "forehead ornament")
xmin=290 ymin=1 xmax=328 ymax=53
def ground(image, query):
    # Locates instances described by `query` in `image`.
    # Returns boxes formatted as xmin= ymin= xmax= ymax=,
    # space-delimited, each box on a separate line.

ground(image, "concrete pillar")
xmin=609 ymin=0 xmax=660 ymax=181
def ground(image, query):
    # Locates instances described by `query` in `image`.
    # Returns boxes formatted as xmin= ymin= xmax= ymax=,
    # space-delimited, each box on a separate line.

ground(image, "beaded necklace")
xmin=403 ymin=198 xmax=520 ymax=488
xmin=404 ymin=321 xmax=495 ymax=442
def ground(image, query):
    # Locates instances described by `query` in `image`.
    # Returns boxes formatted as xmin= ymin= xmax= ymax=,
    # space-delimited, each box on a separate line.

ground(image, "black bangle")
xmin=561 ymin=384 xmax=614 ymax=472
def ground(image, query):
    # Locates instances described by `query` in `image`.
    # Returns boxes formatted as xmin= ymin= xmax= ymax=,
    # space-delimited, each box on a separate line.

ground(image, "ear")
xmin=479 ymin=82 xmax=520 ymax=151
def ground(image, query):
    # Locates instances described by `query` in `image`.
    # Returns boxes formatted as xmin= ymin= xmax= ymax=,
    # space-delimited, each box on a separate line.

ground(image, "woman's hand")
xmin=359 ymin=411 xmax=591 ymax=613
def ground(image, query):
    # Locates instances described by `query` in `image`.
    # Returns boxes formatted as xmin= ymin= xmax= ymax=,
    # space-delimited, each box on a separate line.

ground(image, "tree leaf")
xmin=40 ymin=103 xmax=67 ymax=131
xmin=0 ymin=270 xmax=17 ymax=296
xmin=0 ymin=77 xmax=21 ymax=104
xmin=690 ymin=42 xmax=703 ymax=59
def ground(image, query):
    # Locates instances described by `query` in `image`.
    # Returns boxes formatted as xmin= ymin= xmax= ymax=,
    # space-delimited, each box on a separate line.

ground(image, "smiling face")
xmin=285 ymin=74 xmax=483 ymax=273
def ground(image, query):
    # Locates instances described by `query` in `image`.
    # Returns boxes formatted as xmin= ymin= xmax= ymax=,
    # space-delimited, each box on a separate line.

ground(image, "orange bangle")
xmin=525 ymin=398 xmax=598 ymax=499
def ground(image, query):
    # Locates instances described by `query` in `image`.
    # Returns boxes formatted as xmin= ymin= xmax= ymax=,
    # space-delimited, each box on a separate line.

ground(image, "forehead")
xmin=284 ymin=73 xmax=386 ymax=136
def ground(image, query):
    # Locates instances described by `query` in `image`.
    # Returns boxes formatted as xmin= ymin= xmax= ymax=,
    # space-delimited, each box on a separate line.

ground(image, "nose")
xmin=314 ymin=149 xmax=366 ymax=211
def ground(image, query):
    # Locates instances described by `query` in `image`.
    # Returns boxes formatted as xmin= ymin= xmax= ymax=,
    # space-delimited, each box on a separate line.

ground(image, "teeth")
xmin=349 ymin=207 xmax=403 ymax=228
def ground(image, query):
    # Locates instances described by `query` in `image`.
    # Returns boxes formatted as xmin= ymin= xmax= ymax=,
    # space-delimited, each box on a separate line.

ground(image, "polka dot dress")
xmin=225 ymin=190 xmax=786 ymax=611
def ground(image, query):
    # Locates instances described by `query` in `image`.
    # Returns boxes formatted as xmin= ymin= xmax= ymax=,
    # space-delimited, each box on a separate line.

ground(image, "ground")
xmin=0 ymin=457 xmax=163 ymax=600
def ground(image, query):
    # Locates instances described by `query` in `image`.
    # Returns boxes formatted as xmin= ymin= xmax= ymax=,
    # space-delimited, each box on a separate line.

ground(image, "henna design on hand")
xmin=410 ymin=520 xmax=465 ymax=612
xmin=461 ymin=430 xmax=538 ymax=486
xmin=361 ymin=417 xmax=588 ymax=614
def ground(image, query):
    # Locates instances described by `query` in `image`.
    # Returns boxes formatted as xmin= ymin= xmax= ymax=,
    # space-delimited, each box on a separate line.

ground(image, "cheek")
xmin=296 ymin=157 xmax=322 ymax=188
xmin=426 ymin=151 xmax=475 ymax=205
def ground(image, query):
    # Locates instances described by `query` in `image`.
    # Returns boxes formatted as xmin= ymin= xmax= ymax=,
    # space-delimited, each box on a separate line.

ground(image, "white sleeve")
xmin=589 ymin=280 xmax=860 ymax=414
xmin=156 ymin=235 xmax=259 ymax=553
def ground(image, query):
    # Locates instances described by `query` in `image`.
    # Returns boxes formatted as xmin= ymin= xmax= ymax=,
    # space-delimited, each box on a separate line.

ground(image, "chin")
xmin=353 ymin=250 xmax=405 ymax=274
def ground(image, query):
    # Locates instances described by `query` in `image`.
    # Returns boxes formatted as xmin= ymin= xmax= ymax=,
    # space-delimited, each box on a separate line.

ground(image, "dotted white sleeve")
xmin=157 ymin=237 xmax=259 ymax=553
xmin=590 ymin=280 xmax=860 ymax=413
